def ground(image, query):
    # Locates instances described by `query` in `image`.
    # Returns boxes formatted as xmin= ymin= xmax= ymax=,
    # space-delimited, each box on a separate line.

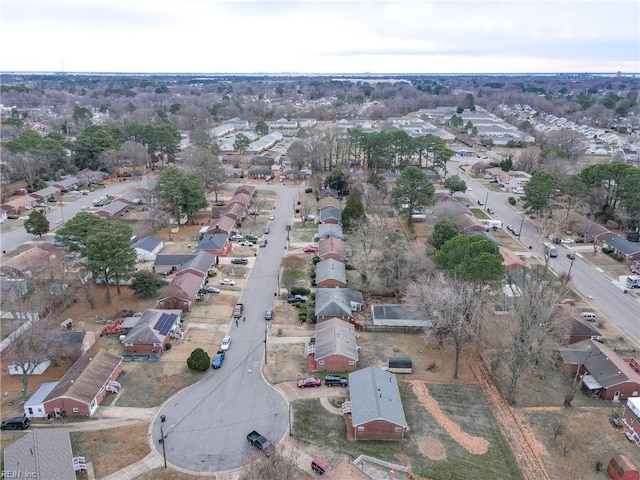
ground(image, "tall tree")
xmin=323 ymin=166 xmax=350 ymax=196
xmin=185 ymin=146 xmax=226 ymax=200
xmin=233 ymin=133 xmax=250 ymax=152
xmin=73 ymin=125 xmax=117 ymax=170
xmin=522 ymin=170 xmax=559 ymax=215
xmin=434 ymin=235 xmax=503 ymax=283
xmin=443 ymin=175 xmax=467 ymax=195
xmin=24 ymin=210 xmax=49 ymax=238
xmin=255 ymin=120 xmax=269 ymax=135
xmin=429 ymin=219 xmax=461 ymax=251
xmin=391 ymin=166 xmax=435 ymax=229
xmin=341 ymin=188 xmax=365 ymax=231
xmin=155 ymin=166 xmax=206 ymax=223
xmin=55 ymin=212 xmax=106 ymax=252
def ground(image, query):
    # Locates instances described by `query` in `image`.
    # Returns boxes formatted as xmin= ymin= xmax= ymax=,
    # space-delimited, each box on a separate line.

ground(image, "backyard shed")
xmin=607 ymin=455 xmax=639 ymax=480
xmin=387 ymin=357 xmax=413 ymax=373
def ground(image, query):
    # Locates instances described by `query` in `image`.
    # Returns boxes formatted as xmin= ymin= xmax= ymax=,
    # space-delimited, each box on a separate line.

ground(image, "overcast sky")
xmin=3 ymin=0 xmax=639 ymax=74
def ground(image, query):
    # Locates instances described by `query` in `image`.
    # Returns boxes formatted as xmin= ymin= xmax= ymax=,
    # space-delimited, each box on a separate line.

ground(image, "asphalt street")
xmin=152 ymin=184 xmax=296 ymax=473
xmin=454 ymin=162 xmax=640 ymax=343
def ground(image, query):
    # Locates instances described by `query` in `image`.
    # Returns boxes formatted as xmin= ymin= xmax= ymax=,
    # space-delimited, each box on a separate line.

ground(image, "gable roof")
xmin=51 ymin=177 xmax=78 ymax=188
xmin=158 ymin=271 xmax=203 ymax=301
xmin=208 ymin=215 xmax=237 ymax=233
xmin=98 ymin=199 xmax=129 ymax=215
xmin=3 ymin=429 xmax=76 ymax=480
xmin=315 ymin=288 xmax=362 ymax=318
xmin=132 ymin=236 xmax=163 ymax=253
xmin=45 ymin=350 xmax=123 ymax=404
xmin=196 ymin=233 xmax=228 ymax=252
xmin=316 ymin=259 xmax=347 ymax=285
xmin=320 ymin=207 xmax=342 ymax=222
xmin=177 ymin=250 xmax=214 ymax=276
xmin=319 ymin=197 xmax=341 ymax=211
xmin=318 ymin=188 xmax=339 ymax=199
xmin=317 ymin=224 xmax=345 ymax=240
xmin=348 ymin=367 xmax=408 ymax=428
xmin=0 ymin=246 xmax=56 ymax=276
xmin=314 ymin=318 xmax=358 ymax=361
xmin=32 ymin=186 xmax=60 ymax=198
xmin=601 ymin=234 xmax=640 ymax=256
xmin=154 ymin=254 xmax=195 ymax=268
xmin=318 ymin=237 xmax=347 ymax=258
xmin=124 ymin=309 xmax=181 ymax=345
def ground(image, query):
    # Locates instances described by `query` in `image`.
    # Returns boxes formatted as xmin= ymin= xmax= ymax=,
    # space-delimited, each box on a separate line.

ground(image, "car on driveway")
xmin=297 ymin=377 xmax=322 ymax=388
xmin=303 ymin=246 xmax=317 ymax=253
xmin=246 ymin=234 xmax=259 ymax=242
xmin=239 ymin=241 xmax=254 ymax=247
xmin=206 ymin=286 xmax=221 ymax=293
xmin=1 ymin=416 xmax=30 ymax=431
xmin=231 ymin=258 xmax=248 ymax=265
xmin=230 ymin=234 xmax=244 ymax=241
xmin=220 ymin=336 xmax=231 ymax=351
xmin=220 ymin=278 xmax=236 ymax=286
xmin=287 ymin=295 xmax=308 ymax=304
xmin=324 ymin=375 xmax=348 ymax=387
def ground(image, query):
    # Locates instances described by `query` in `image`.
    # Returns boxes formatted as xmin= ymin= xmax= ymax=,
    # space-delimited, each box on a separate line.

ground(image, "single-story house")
xmin=29 ymin=185 xmax=60 ymax=202
xmin=132 ymin=236 xmax=164 ymax=262
xmin=319 ymin=197 xmax=341 ymax=211
xmin=1 ymin=194 xmax=38 ymax=214
xmin=207 ymin=215 xmax=238 ymax=235
xmin=157 ymin=272 xmax=204 ymax=311
xmin=315 ymin=288 xmax=363 ymax=322
xmin=557 ymin=306 xmax=602 ymax=345
xmin=3 ymin=428 xmax=80 ymax=479
xmin=320 ymin=207 xmax=342 ymax=225
xmin=559 ymin=339 xmax=640 ymax=401
xmin=598 ymin=234 xmax=640 ymax=261
xmin=42 ymin=350 xmax=124 ymax=418
xmin=51 ymin=177 xmax=79 ymax=191
xmin=176 ymin=250 xmax=215 ymax=278
xmin=225 ymin=167 xmax=244 ymax=177
xmin=153 ymin=254 xmax=197 ymax=275
xmin=318 ymin=237 xmax=347 ymax=262
xmin=234 ymin=184 xmax=256 ymax=196
xmin=370 ymin=304 xmax=426 ymax=328
xmin=51 ymin=330 xmax=97 ymax=359
xmin=23 ymin=381 xmax=59 ymax=418
xmin=317 ymin=188 xmax=339 ymax=199
xmin=123 ymin=309 xmax=182 ymax=355
xmin=196 ymin=233 xmax=232 ymax=256
xmin=250 ymin=155 xmax=274 ymax=165
xmin=312 ymin=318 xmax=359 ymax=372
xmin=345 ymin=367 xmax=408 ymax=441
xmin=248 ymin=168 xmax=272 ymax=179
xmin=316 ymin=224 xmax=346 ymax=241
xmin=116 ymin=188 xmax=148 ymax=205
xmin=222 ymin=203 xmax=247 ymax=221
xmin=96 ymin=200 xmax=129 ymax=219
xmin=315 ymin=258 xmax=347 ymax=288
xmin=0 ymin=246 xmax=56 ymax=278
xmin=623 ymin=397 xmax=640 ymax=444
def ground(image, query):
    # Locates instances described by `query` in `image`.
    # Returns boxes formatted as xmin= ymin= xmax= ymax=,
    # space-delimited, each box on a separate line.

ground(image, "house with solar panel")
xmin=122 ymin=309 xmax=183 ymax=356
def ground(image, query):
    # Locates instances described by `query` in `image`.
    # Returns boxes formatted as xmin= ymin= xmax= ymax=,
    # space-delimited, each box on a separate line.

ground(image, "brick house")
xmin=315 ymin=288 xmax=363 ymax=323
xmin=622 ymin=397 xmax=640 ymax=443
xmin=315 ymin=259 xmax=347 ymax=288
xmin=29 ymin=185 xmax=60 ymax=202
xmin=319 ymin=197 xmax=340 ymax=211
xmin=318 ymin=237 xmax=347 ymax=263
xmin=207 ymin=215 xmax=237 ymax=235
xmin=42 ymin=350 xmax=123 ymax=418
xmin=319 ymin=207 xmax=342 ymax=225
xmin=157 ymin=272 xmax=204 ymax=311
xmin=1 ymin=195 xmax=38 ymax=214
xmin=153 ymin=254 xmax=197 ymax=275
xmin=96 ymin=200 xmax=129 ymax=219
xmin=175 ymin=250 xmax=215 ymax=278
xmin=196 ymin=233 xmax=232 ymax=257
xmin=344 ymin=367 xmax=408 ymax=441
xmin=316 ymin=224 xmax=345 ymax=241
xmin=123 ymin=309 xmax=182 ymax=355
xmin=312 ymin=318 xmax=358 ymax=372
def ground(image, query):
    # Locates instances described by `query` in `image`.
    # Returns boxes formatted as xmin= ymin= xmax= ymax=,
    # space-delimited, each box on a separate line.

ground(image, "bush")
xmin=290 ymin=287 xmax=310 ymax=295
xmin=165 ymin=343 xmax=172 ymax=351
xmin=305 ymin=187 xmax=313 ymax=193
xmin=187 ymin=348 xmax=211 ymax=372
xmin=507 ymin=197 xmax=517 ymax=205
xmin=344 ymin=263 xmax=355 ymax=270
xmin=312 ymin=256 xmax=321 ymax=265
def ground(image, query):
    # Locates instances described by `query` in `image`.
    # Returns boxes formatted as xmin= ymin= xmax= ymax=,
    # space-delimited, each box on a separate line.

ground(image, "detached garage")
xmin=607 ymin=455 xmax=638 ymax=480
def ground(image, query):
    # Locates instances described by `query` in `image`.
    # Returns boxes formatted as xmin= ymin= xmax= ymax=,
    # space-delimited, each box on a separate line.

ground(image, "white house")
xmin=23 ymin=381 xmax=58 ymax=418
xmin=132 ymin=236 xmax=164 ymax=262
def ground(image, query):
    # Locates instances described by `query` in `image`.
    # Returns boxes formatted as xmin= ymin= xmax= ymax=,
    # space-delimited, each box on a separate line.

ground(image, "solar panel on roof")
xmin=154 ymin=313 xmax=176 ymax=336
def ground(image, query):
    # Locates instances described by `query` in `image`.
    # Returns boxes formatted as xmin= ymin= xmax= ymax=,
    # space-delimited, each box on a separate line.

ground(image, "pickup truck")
xmin=247 ymin=430 xmax=272 ymax=456
xmin=233 ymin=303 xmax=244 ymax=318
xmin=212 ymin=350 xmax=225 ymax=369
xmin=287 ymin=295 xmax=308 ymax=304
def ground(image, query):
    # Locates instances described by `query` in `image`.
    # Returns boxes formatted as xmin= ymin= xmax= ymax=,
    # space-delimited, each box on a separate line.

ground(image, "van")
xmin=264 ymin=227 xmax=270 ymax=234
xmin=580 ymin=312 xmax=596 ymax=322
xmin=311 ymin=458 xmax=331 ymax=475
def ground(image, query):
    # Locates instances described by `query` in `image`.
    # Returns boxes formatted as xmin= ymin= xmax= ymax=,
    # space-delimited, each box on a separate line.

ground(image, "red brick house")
xmin=1 ymin=195 xmax=38 ymax=214
xmin=315 ymin=259 xmax=347 ymax=288
xmin=319 ymin=207 xmax=342 ymax=225
xmin=196 ymin=234 xmax=232 ymax=257
xmin=123 ymin=309 xmax=182 ymax=355
xmin=622 ymin=397 xmax=640 ymax=444
xmin=312 ymin=319 xmax=358 ymax=372
xmin=318 ymin=237 xmax=347 ymax=263
xmin=344 ymin=367 xmax=408 ymax=441
xmin=42 ymin=350 xmax=123 ymax=418
xmin=319 ymin=197 xmax=340 ymax=211
xmin=157 ymin=272 xmax=204 ymax=311
xmin=29 ymin=186 xmax=60 ymax=202
xmin=207 ymin=215 xmax=237 ymax=235
xmin=96 ymin=200 xmax=129 ymax=219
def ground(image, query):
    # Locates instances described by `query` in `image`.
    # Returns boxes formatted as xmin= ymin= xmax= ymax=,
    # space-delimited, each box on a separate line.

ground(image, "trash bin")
xmin=160 ymin=415 xmax=166 ymax=423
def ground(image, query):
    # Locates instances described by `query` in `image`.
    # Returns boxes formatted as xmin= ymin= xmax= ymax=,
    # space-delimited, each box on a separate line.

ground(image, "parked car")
xmin=212 ymin=350 xmax=225 ymax=369
xmin=265 ymin=310 xmax=273 ymax=321
xmin=303 ymin=246 xmax=318 ymax=253
xmin=230 ymin=234 xmax=244 ymax=241
xmin=561 ymin=238 xmax=574 ymax=244
xmin=476 ymin=200 xmax=484 ymax=206
xmin=7 ymin=214 xmax=19 ymax=220
xmin=324 ymin=375 xmax=348 ymax=387
xmin=297 ymin=377 xmax=322 ymax=388
xmin=220 ymin=336 xmax=231 ymax=351
xmin=245 ymin=234 xmax=259 ymax=242
xmin=259 ymin=239 xmax=268 ymax=247
xmin=1 ymin=416 xmax=30 ymax=431
xmin=206 ymin=286 xmax=221 ymax=294
xmin=239 ymin=241 xmax=254 ymax=247
xmin=220 ymin=278 xmax=236 ymax=286
xmin=566 ymin=252 xmax=576 ymax=260
xmin=506 ymin=225 xmax=515 ymax=233
xmin=303 ymin=215 xmax=315 ymax=221
xmin=287 ymin=295 xmax=308 ymax=304
xmin=269 ymin=215 xmax=275 ymax=220
xmin=575 ymin=236 xmax=595 ymax=244
xmin=231 ymin=258 xmax=248 ymax=265
xmin=559 ymin=298 xmax=576 ymax=306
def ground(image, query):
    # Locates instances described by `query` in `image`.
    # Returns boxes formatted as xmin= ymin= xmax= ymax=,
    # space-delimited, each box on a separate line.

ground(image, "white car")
xmin=220 ymin=336 xmax=231 ymax=351
xmin=269 ymin=215 xmax=275 ymax=220
xmin=239 ymin=241 xmax=254 ymax=247
xmin=219 ymin=278 xmax=236 ymax=286
xmin=230 ymin=234 xmax=243 ymax=241
xmin=561 ymin=238 xmax=574 ymax=244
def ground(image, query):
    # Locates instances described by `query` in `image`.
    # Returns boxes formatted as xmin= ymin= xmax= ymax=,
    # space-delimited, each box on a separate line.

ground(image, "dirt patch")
xmin=135 ymin=469 xmax=217 ymax=480
xmin=419 ymin=436 xmax=447 ymax=460
xmin=70 ymin=423 xmax=150 ymax=479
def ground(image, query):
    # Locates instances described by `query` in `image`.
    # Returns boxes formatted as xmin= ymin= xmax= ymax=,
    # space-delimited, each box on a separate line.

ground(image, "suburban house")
xmin=132 ymin=236 xmax=164 ymax=262
xmin=176 ymin=250 xmax=215 ymax=278
xmin=318 ymin=237 xmax=347 ymax=262
xmin=370 ymin=304 xmax=426 ymax=328
xmin=622 ymin=397 xmax=640 ymax=444
xmin=96 ymin=200 xmax=129 ymax=219
xmin=207 ymin=215 xmax=237 ymax=235
xmin=557 ymin=306 xmax=602 ymax=345
xmin=597 ymin=233 xmax=640 ymax=261
xmin=196 ymin=233 xmax=232 ymax=256
xmin=316 ymin=224 xmax=346 ymax=241
xmin=320 ymin=207 xmax=342 ymax=225
xmin=221 ymin=203 xmax=246 ymax=221
xmin=116 ymin=188 xmax=148 ymax=205
xmin=317 ymin=188 xmax=339 ymax=200
xmin=153 ymin=254 xmax=197 ymax=275
xmin=311 ymin=318 xmax=359 ymax=372
xmin=3 ymin=428 xmax=82 ymax=480
xmin=23 ymin=382 xmax=58 ymax=418
xmin=248 ymin=168 xmax=272 ymax=179
xmin=51 ymin=177 xmax=79 ymax=191
xmin=42 ymin=350 xmax=124 ymax=418
xmin=559 ymin=339 xmax=640 ymax=401
xmin=344 ymin=367 xmax=408 ymax=441
xmin=29 ymin=185 xmax=60 ymax=202
xmin=51 ymin=330 xmax=97 ymax=359
xmin=315 ymin=259 xmax=347 ymax=288
xmin=315 ymin=288 xmax=363 ymax=322
xmin=123 ymin=309 xmax=182 ymax=355
xmin=1 ymin=194 xmax=38 ymax=214
xmin=157 ymin=272 xmax=204 ymax=311
xmin=319 ymin=197 xmax=341 ymax=211
xmin=225 ymin=167 xmax=244 ymax=178
xmin=0 ymin=245 xmax=57 ymax=278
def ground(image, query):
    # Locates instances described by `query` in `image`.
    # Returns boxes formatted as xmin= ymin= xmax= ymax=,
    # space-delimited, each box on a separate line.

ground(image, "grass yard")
xmin=470 ymin=208 xmax=490 ymax=220
xmin=291 ymin=382 xmax=522 ymax=480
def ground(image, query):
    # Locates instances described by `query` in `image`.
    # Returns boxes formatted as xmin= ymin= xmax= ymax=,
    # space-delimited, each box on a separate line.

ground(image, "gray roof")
xmin=154 ymin=254 xmax=195 ymax=267
xmin=178 ymin=250 xmax=215 ymax=275
xmin=315 ymin=288 xmax=362 ymax=318
xmin=124 ymin=309 xmax=181 ymax=345
xmin=99 ymin=199 xmax=128 ymax=215
xmin=602 ymin=234 xmax=640 ymax=256
xmin=320 ymin=207 xmax=342 ymax=222
xmin=24 ymin=382 xmax=59 ymax=408
xmin=196 ymin=233 xmax=228 ymax=251
xmin=317 ymin=224 xmax=345 ymax=240
xmin=314 ymin=318 xmax=358 ymax=361
xmin=121 ymin=316 xmax=142 ymax=330
xmin=133 ymin=236 xmax=163 ymax=253
xmin=370 ymin=304 xmax=424 ymax=322
xmin=3 ymin=429 xmax=77 ymax=480
xmin=316 ymin=259 xmax=347 ymax=285
xmin=51 ymin=177 xmax=78 ymax=188
xmin=33 ymin=186 xmax=60 ymax=197
xmin=348 ymin=367 xmax=408 ymax=428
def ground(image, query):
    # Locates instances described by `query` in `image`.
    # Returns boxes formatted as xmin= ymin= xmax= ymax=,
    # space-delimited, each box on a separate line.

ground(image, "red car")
xmin=303 ymin=246 xmax=318 ymax=253
xmin=297 ymin=377 xmax=322 ymax=388
xmin=559 ymin=298 xmax=576 ymax=306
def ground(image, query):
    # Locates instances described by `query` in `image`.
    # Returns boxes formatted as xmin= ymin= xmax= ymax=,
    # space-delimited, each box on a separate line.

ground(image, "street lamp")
xmin=568 ymin=257 xmax=575 ymax=278
xmin=483 ymin=191 xmax=489 ymax=211
xmin=517 ymin=214 xmax=525 ymax=240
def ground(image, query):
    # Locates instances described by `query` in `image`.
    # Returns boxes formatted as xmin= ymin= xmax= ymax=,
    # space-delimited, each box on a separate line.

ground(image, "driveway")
xmin=151 ymin=185 xmax=298 ymax=473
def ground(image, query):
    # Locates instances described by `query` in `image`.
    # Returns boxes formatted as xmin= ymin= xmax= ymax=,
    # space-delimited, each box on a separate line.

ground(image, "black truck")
xmin=247 ymin=430 xmax=272 ymax=456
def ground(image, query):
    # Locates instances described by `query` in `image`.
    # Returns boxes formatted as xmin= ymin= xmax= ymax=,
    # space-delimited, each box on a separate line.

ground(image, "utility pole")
xmin=264 ymin=322 xmax=268 ymax=365
xmin=160 ymin=425 xmax=167 ymax=469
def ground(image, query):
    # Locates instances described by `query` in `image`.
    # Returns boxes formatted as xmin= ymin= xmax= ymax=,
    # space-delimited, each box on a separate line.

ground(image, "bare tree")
xmin=544 ymin=130 xmax=585 ymax=161
xmin=376 ymin=240 xmax=433 ymax=298
xmin=406 ymin=274 xmax=483 ymax=379
xmin=245 ymin=193 xmax=271 ymax=224
xmin=6 ymin=318 xmax=54 ymax=396
xmin=4 ymin=151 xmax=44 ymax=188
xmin=119 ymin=140 xmax=149 ymax=173
xmin=298 ymin=200 xmax=314 ymax=223
xmin=493 ymin=268 xmax=569 ymax=405
xmin=515 ymin=148 xmax=540 ymax=173
xmin=346 ymin=218 xmax=384 ymax=292
xmin=240 ymin=442 xmax=301 ymax=480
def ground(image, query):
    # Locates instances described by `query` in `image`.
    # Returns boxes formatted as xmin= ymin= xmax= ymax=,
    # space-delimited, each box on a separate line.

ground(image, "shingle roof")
xmin=348 ymin=367 xmax=408 ymax=428
xmin=315 ymin=288 xmax=363 ymax=318
xmin=602 ymin=235 xmax=640 ymax=256
xmin=318 ymin=237 xmax=347 ymax=259
xmin=314 ymin=318 xmax=358 ymax=361
xmin=208 ymin=215 xmax=237 ymax=233
xmin=99 ymin=199 xmax=128 ymax=215
xmin=320 ymin=207 xmax=342 ymax=223
xmin=315 ymin=259 xmax=347 ymax=285
xmin=317 ymin=224 xmax=345 ymax=240
xmin=153 ymin=254 xmax=195 ymax=267
xmin=133 ymin=236 xmax=163 ymax=253
xmin=45 ymin=350 xmax=123 ymax=404
xmin=124 ymin=309 xmax=181 ymax=345
xmin=197 ymin=233 xmax=228 ymax=252
xmin=319 ymin=197 xmax=340 ymax=211
xmin=177 ymin=250 xmax=214 ymax=276
xmin=3 ymin=429 xmax=76 ymax=480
